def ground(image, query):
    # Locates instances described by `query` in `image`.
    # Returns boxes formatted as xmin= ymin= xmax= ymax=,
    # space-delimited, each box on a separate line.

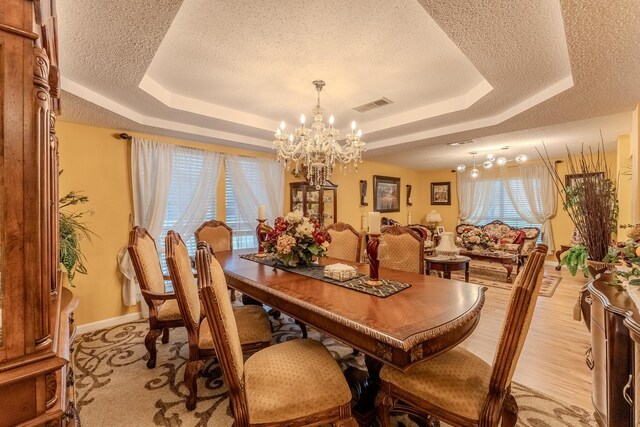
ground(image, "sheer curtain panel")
xmin=457 ymin=167 xmax=499 ymax=224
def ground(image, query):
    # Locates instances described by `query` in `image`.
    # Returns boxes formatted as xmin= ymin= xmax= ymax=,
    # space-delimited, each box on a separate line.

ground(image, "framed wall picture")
xmin=373 ymin=175 xmax=401 ymax=213
xmin=431 ymin=182 xmax=451 ymax=205
xmin=436 ymin=226 xmax=446 ymax=235
xmin=565 ymin=172 xmax=604 ymax=188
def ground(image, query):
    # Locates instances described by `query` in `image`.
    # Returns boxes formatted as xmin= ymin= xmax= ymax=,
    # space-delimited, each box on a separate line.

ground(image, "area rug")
xmin=73 ymin=318 xmax=593 ymax=426
xmin=442 ymin=261 xmax=562 ymax=297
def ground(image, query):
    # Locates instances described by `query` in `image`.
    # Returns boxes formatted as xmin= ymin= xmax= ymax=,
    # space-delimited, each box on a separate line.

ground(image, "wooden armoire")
xmin=0 ymin=1 xmax=79 ymax=426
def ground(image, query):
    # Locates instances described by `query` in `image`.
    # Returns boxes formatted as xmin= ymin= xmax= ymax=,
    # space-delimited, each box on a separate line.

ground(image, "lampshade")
xmin=436 ymin=232 xmax=460 ymax=259
xmin=426 ymin=210 xmax=442 ymax=223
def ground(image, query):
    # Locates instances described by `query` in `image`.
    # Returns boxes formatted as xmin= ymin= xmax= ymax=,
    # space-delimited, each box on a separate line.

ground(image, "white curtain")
xmin=120 ymin=137 xmax=174 ymax=306
xmin=457 ymin=167 xmax=499 ymax=224
xmin=501 ymin=164 xmax=557 ymax=252
xmin=225 ymin=154 xmax=284 ymax=227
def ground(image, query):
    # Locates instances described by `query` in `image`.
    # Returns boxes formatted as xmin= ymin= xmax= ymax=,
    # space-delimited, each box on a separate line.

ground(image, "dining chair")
xmin=195 ymin=219 xmax=237 ymax=301
xmin=128 ymin=226 xmax=183 ymax=369
xmin=195 ymin=241 xmax=358 ymax=427
xmin=375 ymin=244 xmax=549 ymax=427
xmin=379 ymin=225 xmax=425 ymax=274
xmin=326 ymin=222 xmax=362 ymax=262
xmin=165 ymin=231 xmax=272 ymax=410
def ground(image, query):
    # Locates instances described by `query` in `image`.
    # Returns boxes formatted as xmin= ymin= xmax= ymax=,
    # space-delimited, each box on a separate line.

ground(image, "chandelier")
xmin=273 ymin=80 xmax=365 ymax=188
xmin=456 ymin=151 xmax=527 ymax=178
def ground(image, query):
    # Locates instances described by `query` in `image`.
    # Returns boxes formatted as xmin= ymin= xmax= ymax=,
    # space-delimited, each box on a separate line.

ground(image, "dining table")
xmin=215 ymin=249 xmax=487 ymax=424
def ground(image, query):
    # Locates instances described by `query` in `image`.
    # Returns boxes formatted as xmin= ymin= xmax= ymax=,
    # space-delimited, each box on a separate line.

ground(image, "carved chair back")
xmin=128 ymin=226 xmax=166 ymax=296
xmin=380 ymin=225 xmax=424 ymax=274
xmin=196 ymin=242 xmax=248 ymax=421
xmin=165 ymin=231 xmax=201 ymax=334
xmin=326 ymin=222 xmax=362 ymax=262
xmin=195 ymin=220 xmax=233 ymax=253
xmin=487 ymin=244 xmax=547 ymax=398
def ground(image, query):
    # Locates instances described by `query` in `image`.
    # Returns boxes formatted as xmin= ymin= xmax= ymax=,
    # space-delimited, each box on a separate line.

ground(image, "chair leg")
xmin=295 ymin=320 xmax=308 ymax=338
xmin=185 ymin=360 xmax=204 ymax=410
xmin=501 ymin=393 xmax=518 ymax=427
xmin=375 ymin=386 xmax=396 ymax=427
xmin=161 ymin=327 xmax=170 ymax=344
xmin=144 ymin=328 xmax=162 ymax=369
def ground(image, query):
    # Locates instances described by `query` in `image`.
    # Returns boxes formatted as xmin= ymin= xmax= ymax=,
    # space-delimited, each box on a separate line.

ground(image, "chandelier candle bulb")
xmin=258 ymin=205 xmax=266 ymax=221
xmin=368 ymin=211 xmax=381 ymax=234
xmin=300 ymin=114 xmax=305 ymax=126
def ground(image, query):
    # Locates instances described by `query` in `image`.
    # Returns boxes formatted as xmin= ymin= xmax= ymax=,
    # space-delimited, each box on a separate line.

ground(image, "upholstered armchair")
xmin=127 ymin=227 xmax=183 ymax=369
xmin=379 ymin=225 xmax=425 ymax=274
xmin=326 ymin=222 xmax=362 ymax=262
xmin=375 ymin=244 xmax=548 ymax=427
xmin=195 ymin=241 xmax=358 ymax=427
xmin=165 ymin=231 xmax=272 ymax=410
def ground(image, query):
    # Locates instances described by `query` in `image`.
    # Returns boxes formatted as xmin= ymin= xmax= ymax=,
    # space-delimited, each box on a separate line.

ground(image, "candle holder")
xmin=255 ymin=219 xmax=268 ymax=257
xmin=366 ymin=233 xmax=382 ymax=286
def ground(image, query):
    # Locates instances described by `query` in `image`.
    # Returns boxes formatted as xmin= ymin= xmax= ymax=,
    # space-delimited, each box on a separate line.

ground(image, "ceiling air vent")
xmin=353 ymin=97 xmax=393 ymax=113
xmin=446 ymin=140 xmax=474 ymax=146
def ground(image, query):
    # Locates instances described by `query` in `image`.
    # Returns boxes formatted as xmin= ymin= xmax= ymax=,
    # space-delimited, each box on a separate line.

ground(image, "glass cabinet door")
xmin=292 ymin=188 xmax=304 ymax=212
xmin=322 ymin=188 xmax=336 ymax=226
xmin=306 ymin=189 xmax=320 ymax=220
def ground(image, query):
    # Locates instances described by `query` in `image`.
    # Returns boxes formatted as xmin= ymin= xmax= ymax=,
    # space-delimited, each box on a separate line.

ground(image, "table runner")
xmin=240 ymin=254 xmax=410 ymax=298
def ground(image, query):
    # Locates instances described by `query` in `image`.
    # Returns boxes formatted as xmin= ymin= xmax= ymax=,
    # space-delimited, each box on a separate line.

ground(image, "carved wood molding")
xmin=45 ymin=372 xmax=57 ymax=409
xmin=0 ymin=23 xmax=38 ymax=40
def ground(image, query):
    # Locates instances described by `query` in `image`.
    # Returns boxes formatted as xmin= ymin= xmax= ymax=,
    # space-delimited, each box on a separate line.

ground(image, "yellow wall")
xmin=57 ymin=121 xmax=275 ymax=325
xmin=632 ymin=104 xmax=640 ymax=223
xmin=618 ymin=134 xmax=633 ymax=235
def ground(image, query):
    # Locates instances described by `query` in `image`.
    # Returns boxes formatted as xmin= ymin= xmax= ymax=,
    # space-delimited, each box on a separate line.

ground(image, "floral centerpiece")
xmin=262 ymin=210 xmax=331 ymax=267
xmin=607 ymin=224 xmax=640 ymax=286
xmin=460 ymin=228 xmax=496 ymax=251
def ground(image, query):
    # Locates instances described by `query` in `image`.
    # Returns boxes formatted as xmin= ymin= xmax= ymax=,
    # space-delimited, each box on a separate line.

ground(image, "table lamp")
xmin=425 ymin=210 xmax=442 ymax=233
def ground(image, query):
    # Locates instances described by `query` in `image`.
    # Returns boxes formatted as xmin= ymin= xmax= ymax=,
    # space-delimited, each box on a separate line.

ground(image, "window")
xmin=225 ymin=158 xmax=259 ymax=249
xmin=481 ymin=179 xmax=543 ymax=241
xmin=159 ymin=149 xmax=217 ymax=274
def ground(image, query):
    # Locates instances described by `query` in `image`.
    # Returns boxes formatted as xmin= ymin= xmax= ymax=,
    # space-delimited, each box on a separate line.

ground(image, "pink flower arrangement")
xmin=460 ymin=228 xmax=497 ymax=250
xmin=262 ymin=210 xmax=331 ymax=267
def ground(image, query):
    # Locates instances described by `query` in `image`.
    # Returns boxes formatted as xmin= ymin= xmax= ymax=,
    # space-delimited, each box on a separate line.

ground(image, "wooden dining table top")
xmin=216 ymin=249 xmax=487 ymax=370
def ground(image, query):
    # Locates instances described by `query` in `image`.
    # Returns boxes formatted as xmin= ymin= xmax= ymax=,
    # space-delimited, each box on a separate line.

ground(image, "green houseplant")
xmin=59 ymin=190 xmax=93 ymax=284
xmin=559 ymin=245 xmax=589 ymax=277
xmin=539 ymin=142 xmax=618 ymax=276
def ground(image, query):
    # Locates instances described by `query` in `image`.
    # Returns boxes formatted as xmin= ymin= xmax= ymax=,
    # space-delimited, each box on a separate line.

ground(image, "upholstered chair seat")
xmin=156 ymin=299 xmax=183 ymax=322
xmin=375 ymin=244 xmax=549 ymax=427
xmin=198 ymin=305 xmax=272 ymax=349
xmin=166 ymin=231 xmax=272 ymax=410
xmin=196 ymin=241 xmax=358 ymax=427
xmin=380 ymin=347 xmax=491 ymax=421
xmin=244 ymin=338 xmax=352 ymax=424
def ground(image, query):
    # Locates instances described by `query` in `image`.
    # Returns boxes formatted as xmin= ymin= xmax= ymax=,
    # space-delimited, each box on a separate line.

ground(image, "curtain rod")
xmin=117 ymin=132 xmax=132 ymax=140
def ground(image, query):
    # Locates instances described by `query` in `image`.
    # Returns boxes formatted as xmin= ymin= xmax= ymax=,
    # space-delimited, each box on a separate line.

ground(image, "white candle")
xmin=258 ymin=205 xmax=266 ymax=221
xmin=368 ymin=212 xmax=381 ymax=234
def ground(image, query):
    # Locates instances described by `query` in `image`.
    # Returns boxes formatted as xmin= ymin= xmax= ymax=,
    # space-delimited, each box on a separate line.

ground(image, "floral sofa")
xmin=455 ymin=220 xmax=540 ymax=265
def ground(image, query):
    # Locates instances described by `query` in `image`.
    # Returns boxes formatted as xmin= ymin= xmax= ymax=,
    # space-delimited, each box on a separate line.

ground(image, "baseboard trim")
xmin=76 ymin=311 xmax=143 ymax=335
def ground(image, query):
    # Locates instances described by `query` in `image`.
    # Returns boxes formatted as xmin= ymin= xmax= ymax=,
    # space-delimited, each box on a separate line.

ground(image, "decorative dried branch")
xmin=537 ymin=137 xmax=617 ymax=262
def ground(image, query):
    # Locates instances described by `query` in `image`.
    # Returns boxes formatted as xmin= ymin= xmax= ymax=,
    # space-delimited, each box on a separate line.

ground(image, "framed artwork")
xmin=565 ymin=172 xmax=604 ymax=188
xmin=373 ymin=175 xmax=401 ymax=213
xmin=436 ymin=226 xmax=445 ymax=235
xmin=431 ymin=182 xmax=451 ymax=205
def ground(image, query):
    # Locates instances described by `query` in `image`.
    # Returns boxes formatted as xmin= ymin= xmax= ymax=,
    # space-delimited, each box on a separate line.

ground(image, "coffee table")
xmin=459 ymin=249 xmax=519 ymax=283
xmin=425 ymin=255 xmax=471 ymax=282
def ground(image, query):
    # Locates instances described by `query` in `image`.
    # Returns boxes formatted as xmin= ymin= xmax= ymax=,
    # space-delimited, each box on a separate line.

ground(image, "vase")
xmin=585 ymin=259 xmax=617 ymax=279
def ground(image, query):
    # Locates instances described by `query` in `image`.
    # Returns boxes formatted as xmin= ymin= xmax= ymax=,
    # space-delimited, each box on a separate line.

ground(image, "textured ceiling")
xmin=56 ymin=0 xmax=640 ymax=169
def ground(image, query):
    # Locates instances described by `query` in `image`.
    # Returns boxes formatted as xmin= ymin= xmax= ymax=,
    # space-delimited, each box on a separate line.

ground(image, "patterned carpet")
xmin=73 ymin=318 xmax=594 ymax=426
xmin=442 ymin=260 xmax=562 ymax=297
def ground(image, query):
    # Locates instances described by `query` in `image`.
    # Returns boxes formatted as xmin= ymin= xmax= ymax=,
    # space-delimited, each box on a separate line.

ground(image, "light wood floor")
xmin=459 ymin=263 xmax=592 ymax=410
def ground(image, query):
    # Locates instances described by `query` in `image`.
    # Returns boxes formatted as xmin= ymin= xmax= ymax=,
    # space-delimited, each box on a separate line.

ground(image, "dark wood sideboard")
xmin=585 ymin=277 xmax=640 ymax=426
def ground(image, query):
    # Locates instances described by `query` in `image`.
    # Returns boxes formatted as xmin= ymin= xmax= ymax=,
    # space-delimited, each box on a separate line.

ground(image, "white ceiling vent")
xmin=353 ymin=97 xmax=393 ymax=113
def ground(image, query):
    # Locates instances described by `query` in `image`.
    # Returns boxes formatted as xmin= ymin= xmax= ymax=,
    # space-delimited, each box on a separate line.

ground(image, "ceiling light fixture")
xmin=273 ymin=80 xmax=365 ymax=188
xmin=456 ymin=150 xmax=528 ymax=176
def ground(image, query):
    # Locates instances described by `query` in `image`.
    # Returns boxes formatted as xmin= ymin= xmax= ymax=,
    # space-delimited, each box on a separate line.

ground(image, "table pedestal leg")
xmin=465 ymin=262 xmax=470 ymax=283
xmin=346 ymin=355 xmax=383 ymax=426
xmin=503 ymin=261 xmax=513 ymax=283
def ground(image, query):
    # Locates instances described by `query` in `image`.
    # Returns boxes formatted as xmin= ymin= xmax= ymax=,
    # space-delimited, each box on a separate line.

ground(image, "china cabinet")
xmin=290 ymin=181 xmax=337 ymax=226
xmin=0 ymin=1 xmax=78 ymax=426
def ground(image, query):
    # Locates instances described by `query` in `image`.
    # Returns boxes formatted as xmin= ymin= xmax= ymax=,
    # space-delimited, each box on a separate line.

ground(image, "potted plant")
xmin=559 ymin=245 xmax=589 ymax=277
xmin=59 ymin=190 xmax=94 ymax=284
xmin=539 ymin=142 xmax=618 ymax=276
